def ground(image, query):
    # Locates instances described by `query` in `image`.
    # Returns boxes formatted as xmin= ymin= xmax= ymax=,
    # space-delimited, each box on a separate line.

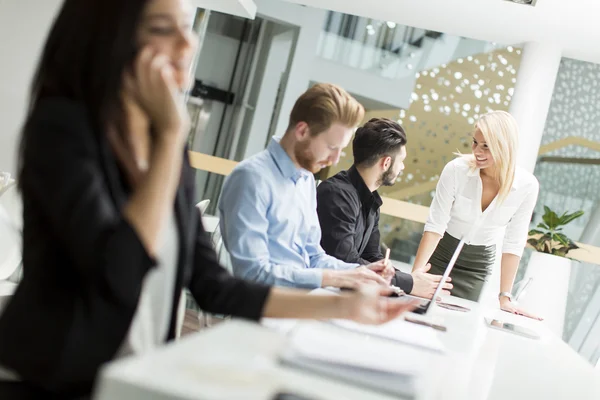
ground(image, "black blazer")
xmin=0 ymin=97 xmax=270 ymax=397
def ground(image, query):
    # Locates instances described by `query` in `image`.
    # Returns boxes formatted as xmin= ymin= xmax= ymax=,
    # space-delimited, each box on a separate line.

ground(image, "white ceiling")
xmin=281 ymin=0 xmax=600 ymax=64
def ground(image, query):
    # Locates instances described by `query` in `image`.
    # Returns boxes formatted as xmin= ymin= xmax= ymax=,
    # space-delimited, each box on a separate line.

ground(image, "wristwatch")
xmin=498 ymin=292 xmax=513 ymax=301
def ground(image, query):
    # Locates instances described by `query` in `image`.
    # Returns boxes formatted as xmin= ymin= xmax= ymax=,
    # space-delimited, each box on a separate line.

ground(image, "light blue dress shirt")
xmin=218 ymin=138 xmax=358 ymax=289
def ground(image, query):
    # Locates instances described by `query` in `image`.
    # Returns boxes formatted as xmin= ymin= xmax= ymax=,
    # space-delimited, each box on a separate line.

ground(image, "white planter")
xmin=518 ymin=251 xmax=571 ymax=337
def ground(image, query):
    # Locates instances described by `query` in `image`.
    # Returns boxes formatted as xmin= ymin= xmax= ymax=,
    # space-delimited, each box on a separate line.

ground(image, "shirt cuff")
xmin=334 ymin=259 xmax=359 ymax=270
xmin=297 ymin=268 xmax=323 ymax=289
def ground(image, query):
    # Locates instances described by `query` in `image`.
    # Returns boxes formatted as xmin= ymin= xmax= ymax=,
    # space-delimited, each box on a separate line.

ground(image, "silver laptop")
xmin=395 ymin=236 xmax=466 ymax=315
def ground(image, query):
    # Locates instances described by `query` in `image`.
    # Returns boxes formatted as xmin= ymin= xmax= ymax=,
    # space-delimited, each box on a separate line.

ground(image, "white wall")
xmin=0 ymin=0 xmax=62 ymax=175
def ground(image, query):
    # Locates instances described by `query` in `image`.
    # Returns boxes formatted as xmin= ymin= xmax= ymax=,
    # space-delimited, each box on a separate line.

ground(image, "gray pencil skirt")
xmin=428 ymin=233 xmax=496 ymax=302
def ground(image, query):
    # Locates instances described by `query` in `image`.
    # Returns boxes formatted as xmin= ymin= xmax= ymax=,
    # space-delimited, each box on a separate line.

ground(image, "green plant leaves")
xmin=529 ymin=206 xmax=584 ymax=258
xmin=542 ymin=207 xmax=560 ymax=229
xmin=559 ymin=210 xmax=585 ymax=227
xmin=553 ymin=232 xmax=570 ymax=248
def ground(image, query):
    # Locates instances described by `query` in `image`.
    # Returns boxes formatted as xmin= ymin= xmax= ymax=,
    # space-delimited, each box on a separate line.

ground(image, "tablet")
xmin=485 ymin=318 xmax=540 ymax=340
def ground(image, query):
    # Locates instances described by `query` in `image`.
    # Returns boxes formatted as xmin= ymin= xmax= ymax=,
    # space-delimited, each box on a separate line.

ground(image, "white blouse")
xmin=117 ymin=212 xmax=180 ymax=356
xmin=424 ymin=157 xmax=539 ymax=257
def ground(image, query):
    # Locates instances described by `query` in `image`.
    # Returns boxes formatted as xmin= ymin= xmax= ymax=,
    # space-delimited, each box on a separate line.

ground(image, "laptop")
xmin=392 ymin=236 xmax=467 ymax=315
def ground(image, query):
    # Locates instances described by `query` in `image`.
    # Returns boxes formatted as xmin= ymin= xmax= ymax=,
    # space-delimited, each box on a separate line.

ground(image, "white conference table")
xmin=94 ymin=294 xmax=600 ymax=400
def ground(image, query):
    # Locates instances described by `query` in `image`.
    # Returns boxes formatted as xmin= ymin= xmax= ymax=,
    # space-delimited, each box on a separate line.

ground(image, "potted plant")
xmin=527 ymin=206 xmax=584 ymax=256
xmin=518 ymin=206 xmax=584 ymax=337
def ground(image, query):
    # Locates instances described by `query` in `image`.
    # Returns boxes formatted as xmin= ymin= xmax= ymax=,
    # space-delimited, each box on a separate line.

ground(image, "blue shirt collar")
xmin=267 ymin=137 xmax=310 ymax=183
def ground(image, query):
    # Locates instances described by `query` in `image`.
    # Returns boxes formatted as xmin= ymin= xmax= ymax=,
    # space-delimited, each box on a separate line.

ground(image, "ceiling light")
xmin=386 ymin=21 xmax=397 ymax=29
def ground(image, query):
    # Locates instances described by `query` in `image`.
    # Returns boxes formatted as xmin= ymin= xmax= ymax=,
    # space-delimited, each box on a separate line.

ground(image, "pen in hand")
xmin=383 ymin=248 xmax=404 ymax=295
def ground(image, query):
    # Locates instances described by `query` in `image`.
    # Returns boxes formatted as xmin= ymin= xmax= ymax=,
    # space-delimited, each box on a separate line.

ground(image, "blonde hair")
xmin=461 ymin=110 xmax=519 ymax=203
xmin=287 ymin=83 xmax=365 ymax=135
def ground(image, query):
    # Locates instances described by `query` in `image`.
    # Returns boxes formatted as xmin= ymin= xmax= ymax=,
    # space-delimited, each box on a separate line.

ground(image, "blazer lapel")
xmin=167 ymin=180 xmax=195 ymax=340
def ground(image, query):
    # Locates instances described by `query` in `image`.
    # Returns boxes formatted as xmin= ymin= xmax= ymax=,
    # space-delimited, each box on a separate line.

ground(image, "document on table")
xmin=280 ymin=321 xmax=433 ymax=399
xmin=330 ymin=318 xmax=445 ymax=353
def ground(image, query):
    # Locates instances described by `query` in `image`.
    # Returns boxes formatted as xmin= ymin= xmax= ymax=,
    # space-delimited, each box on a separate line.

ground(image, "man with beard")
xmin=316 ymin=118 xmax=452 ymax=299
xmin=218 ymin=83 xmax=395 ymax=289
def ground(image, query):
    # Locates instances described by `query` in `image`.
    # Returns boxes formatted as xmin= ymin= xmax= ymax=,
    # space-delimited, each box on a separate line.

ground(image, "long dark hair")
xmin=18 ymin=0 xmax=151 ymax=186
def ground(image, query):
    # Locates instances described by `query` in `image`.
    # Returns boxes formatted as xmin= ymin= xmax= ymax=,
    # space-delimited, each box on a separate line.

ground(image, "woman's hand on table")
xmin=500 ymin=297 xmax=543 ymax=320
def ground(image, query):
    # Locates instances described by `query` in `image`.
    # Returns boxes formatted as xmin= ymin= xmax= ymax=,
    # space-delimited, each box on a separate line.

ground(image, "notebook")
xmin=330 ymin=318 xmax=445 ymax=353
xmin=280 ymin=322 xmax=431 ymax=399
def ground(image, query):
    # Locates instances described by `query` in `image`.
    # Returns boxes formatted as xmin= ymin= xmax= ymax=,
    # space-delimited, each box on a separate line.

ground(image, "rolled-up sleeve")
xmin=502 ymin=179 xmax=539 ymax=257
xmin=424 ymin=161 xmax=457 ymax=236
xmin=219 ymin=167 xmax=323 ymax=288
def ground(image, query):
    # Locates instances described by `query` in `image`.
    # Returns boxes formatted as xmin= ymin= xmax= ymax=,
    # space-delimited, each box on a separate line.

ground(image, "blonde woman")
xmin=412 ymin=111 xmax=541 ymax=319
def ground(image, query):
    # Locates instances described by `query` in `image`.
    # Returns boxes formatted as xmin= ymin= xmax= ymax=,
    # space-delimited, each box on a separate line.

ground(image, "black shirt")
xmin=316 ymin=166 xmax=414 ymax=293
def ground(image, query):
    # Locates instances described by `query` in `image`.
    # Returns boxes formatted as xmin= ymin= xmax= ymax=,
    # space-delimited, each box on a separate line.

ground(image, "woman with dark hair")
xmin=0 ymin=0 xmax=416 ymax=398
